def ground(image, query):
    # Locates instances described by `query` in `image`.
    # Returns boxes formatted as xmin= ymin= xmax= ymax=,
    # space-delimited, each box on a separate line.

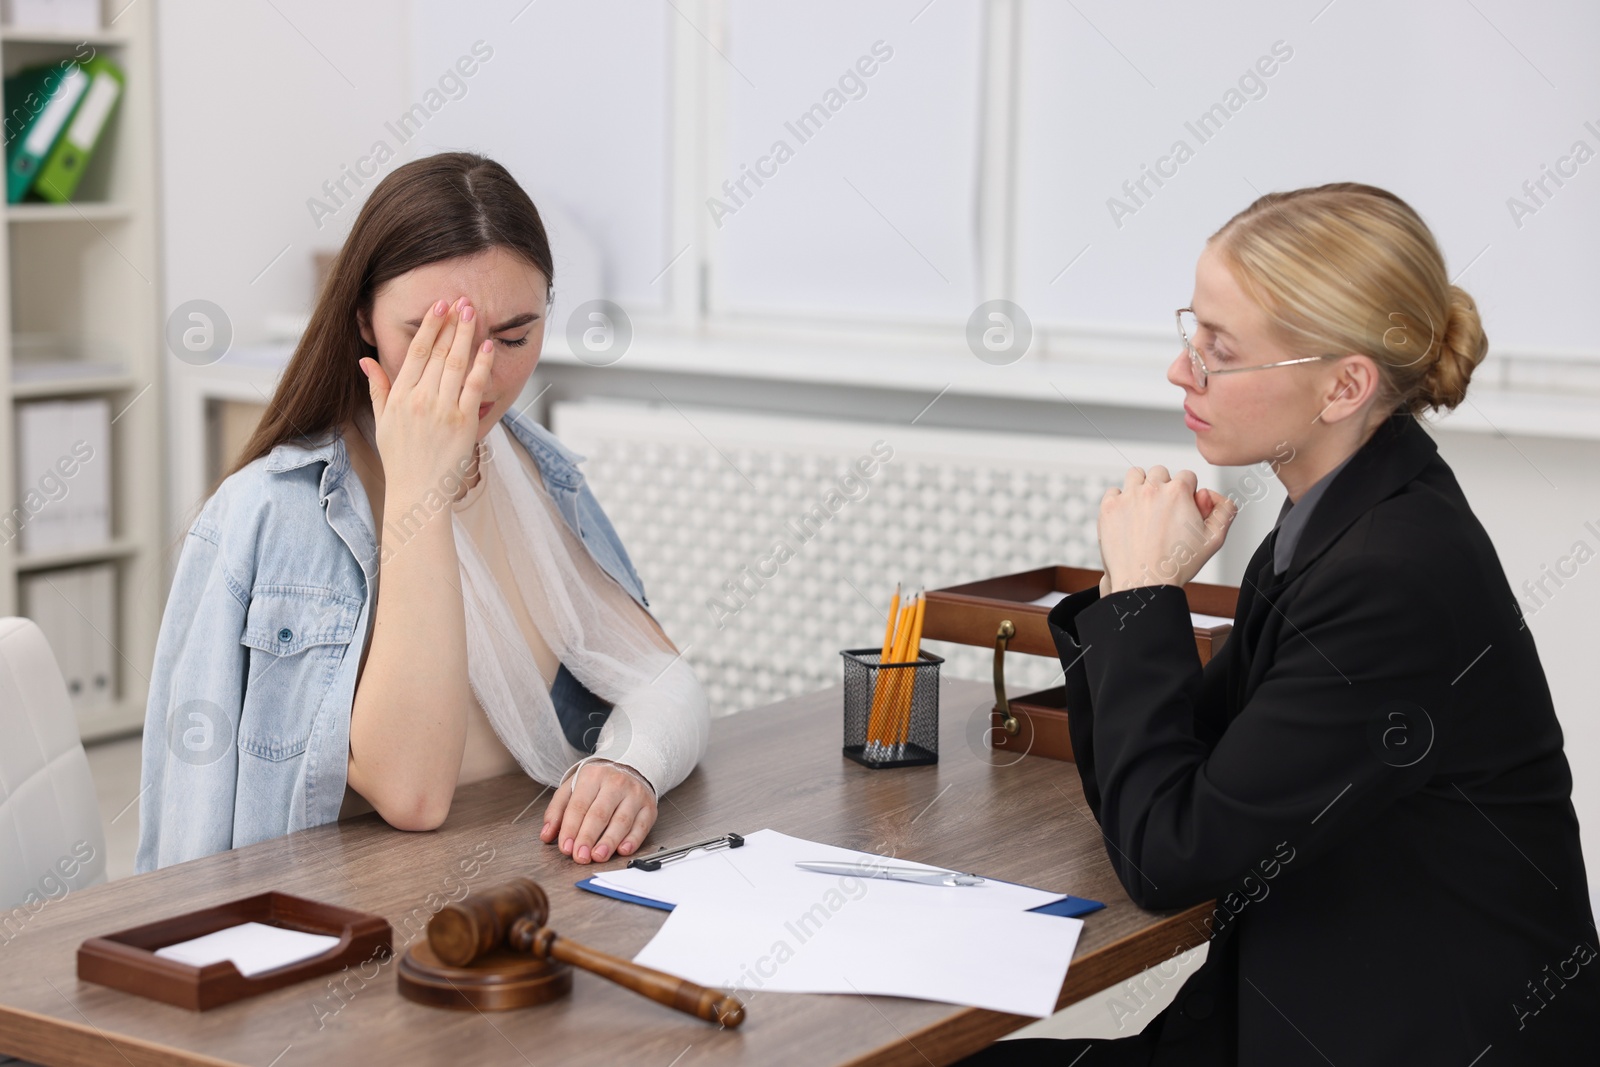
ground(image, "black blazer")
xmin=1047 ymin=412 xmax=1599 ymax=1065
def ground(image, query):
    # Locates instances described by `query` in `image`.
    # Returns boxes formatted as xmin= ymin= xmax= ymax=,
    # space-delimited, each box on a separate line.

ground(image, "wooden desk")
xmin=0 ymin=679 xmax=1210 ymax=1066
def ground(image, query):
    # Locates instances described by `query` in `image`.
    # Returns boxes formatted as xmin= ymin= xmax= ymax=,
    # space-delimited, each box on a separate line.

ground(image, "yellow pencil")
xmin=868 ymin=594 xmax=912 ymax=745
xmin=870 ymin=582 xmax=901 ymax=742
xmin=879 ymin=583 xmax=901 ymax=662
xmin=890 ymin=592 xmax=927 ymax=748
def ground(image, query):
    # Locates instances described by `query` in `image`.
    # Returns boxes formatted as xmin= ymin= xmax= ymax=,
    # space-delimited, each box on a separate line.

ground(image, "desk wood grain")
xmin=0 ymin=679 xmax=1211 ymax=1066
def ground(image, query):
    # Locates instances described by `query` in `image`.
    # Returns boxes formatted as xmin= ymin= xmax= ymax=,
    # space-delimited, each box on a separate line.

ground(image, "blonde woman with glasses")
xmin=962 ymin=183 xmax=1598 ymax=1065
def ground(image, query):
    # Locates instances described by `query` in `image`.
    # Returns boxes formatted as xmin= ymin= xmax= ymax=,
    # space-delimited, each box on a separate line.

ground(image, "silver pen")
xmin=795 ymin=861 xmax=986 ymax=887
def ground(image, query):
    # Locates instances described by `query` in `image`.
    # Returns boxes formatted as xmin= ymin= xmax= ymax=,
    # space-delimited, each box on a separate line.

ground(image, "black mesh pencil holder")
xmin=840 ymin=647 xmax=943 ymax=768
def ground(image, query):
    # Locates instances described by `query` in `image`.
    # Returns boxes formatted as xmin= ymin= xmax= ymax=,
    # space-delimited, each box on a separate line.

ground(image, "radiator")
xmin=551 ymin=399 xmax=1219 ymax=720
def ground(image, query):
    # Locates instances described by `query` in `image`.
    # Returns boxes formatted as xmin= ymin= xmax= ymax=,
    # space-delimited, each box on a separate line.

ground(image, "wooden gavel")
xmin=427 ymin=878 xmax=745 ymax=1028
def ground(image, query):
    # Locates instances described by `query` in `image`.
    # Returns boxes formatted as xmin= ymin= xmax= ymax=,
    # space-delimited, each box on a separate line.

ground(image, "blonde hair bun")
xmin=1420 ymin=284 xmax=1488 ymax=414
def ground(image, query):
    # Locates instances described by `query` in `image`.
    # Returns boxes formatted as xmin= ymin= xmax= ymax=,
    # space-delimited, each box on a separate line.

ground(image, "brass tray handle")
xmin=993 ymin=619 xmax=1018 ymax=735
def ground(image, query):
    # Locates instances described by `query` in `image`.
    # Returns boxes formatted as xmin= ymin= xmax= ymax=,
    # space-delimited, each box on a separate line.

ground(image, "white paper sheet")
xmin=154 ymin=922 xmax=340 ymax=978
xmin=594 ymin=829 xmax=1068 ymax=913
xmin=633 ymin=896 xmax=1082 ymax=1018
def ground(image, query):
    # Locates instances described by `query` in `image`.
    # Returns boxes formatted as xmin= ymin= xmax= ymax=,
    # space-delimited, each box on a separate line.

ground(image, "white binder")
xmin=18 ymin=563 xmax=117 ymax=720
xmin=81 ymin=563 xmax=116 ymax=714
xmin=19 ymin=569 xmax=80 ymax=703
xmin=14 ymin=398 xmax=111 ymax=555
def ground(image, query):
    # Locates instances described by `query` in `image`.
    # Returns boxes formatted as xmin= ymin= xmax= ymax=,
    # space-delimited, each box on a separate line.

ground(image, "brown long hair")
xmin=222 ymin=152 xmax=554 ymax=483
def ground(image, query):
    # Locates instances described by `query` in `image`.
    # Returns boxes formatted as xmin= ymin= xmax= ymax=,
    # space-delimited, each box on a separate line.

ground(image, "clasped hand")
xmin=1096 ymin=465 xmax=1238 ymax=595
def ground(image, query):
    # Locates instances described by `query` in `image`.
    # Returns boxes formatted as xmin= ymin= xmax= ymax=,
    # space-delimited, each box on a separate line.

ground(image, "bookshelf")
xmin=0 ymin=1 xmax=161 ymax=742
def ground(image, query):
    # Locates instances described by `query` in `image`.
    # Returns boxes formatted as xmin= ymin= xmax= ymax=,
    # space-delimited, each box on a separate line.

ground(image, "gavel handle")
xmin=509 ymin=918 xmax=745 ymax=1028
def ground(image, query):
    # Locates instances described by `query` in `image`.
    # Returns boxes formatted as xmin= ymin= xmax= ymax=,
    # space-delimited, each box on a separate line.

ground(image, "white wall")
xmin=157 ymin=0 xmax=410 ymax=346
xmin=1015 ymin=0 xmax=1600 ymax=355
xmin=404 ymin=1 xmax=671 ymax=315
xmin=158 ymin=0 xmax=675 ymax=343
xmin=713 ymin=0 xmax=985 ymax=320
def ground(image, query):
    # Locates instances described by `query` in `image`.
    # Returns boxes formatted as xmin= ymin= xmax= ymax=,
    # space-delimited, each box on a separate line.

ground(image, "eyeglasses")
xmin=1176 ymin=308 xmax=1337 ymax=390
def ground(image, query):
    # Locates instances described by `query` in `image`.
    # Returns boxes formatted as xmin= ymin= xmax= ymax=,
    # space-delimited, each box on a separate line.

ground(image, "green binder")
xmin=4 ymin=61 xmax=91 ymax=204
xmin=34 ymin=55 xmax=123 ymax=204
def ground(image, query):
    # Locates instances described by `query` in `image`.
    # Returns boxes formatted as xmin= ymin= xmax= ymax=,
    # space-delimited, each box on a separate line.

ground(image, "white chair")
xmin=0 ymin=616 xmax=108 ymax=913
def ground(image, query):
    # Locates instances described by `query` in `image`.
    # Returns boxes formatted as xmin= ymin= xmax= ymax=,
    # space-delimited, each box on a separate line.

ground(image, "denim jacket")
xmin=135 ymin=410 xmax=649 ymax=873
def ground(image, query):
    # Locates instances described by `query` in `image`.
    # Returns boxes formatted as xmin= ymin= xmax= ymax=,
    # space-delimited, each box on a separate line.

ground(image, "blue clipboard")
xmin=575 ymin=876 xmax=1105 ymax=919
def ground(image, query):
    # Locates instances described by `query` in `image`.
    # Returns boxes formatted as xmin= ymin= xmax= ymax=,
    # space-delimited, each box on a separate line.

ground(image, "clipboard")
xmin=575 ymin=875 xmax=1105 ymax=919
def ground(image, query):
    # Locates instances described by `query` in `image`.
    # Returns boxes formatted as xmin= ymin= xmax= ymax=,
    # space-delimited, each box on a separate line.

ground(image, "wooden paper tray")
xmin=78 ymin=892 xmax=392 ymax=1011
xmin=924 ymin=564 xmax=1237 ymax=661
xmin=924 ymin=566 xmax=1239 ymax=763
